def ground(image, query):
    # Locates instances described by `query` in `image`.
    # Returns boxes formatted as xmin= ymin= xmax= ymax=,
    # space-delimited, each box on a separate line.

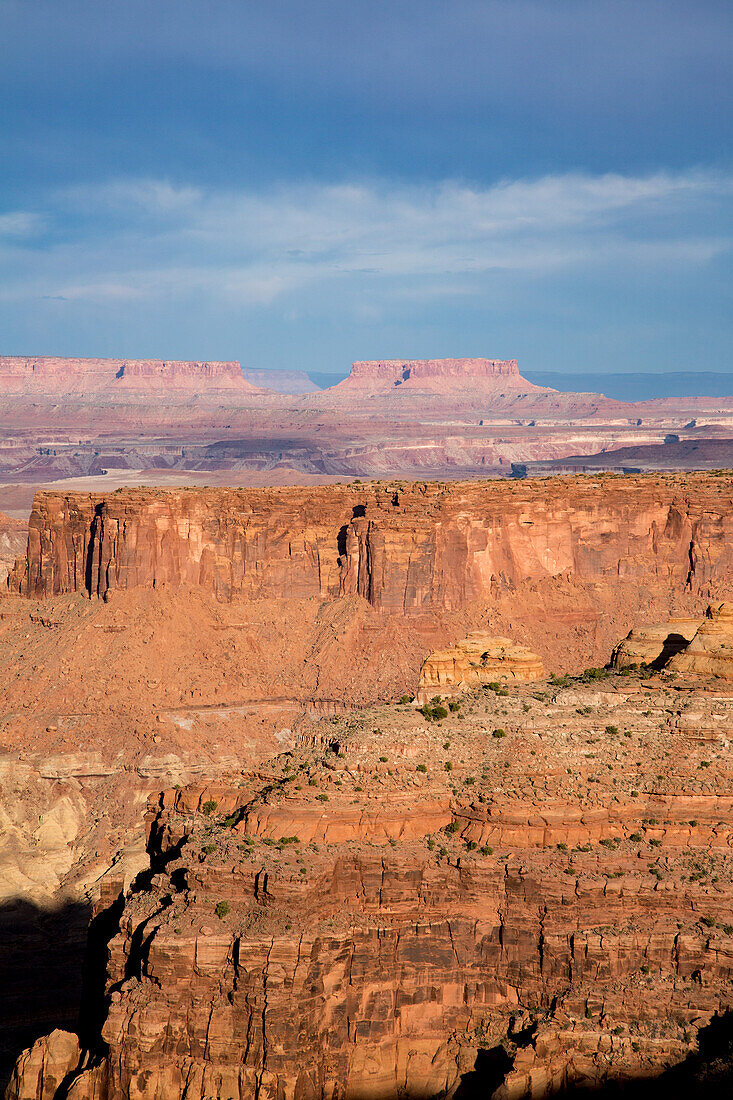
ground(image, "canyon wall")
xmin=8 ymin=475 xmax=733 ymax=607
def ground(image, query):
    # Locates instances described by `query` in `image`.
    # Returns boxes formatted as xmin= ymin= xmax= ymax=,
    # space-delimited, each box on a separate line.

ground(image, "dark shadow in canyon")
xmin=0 ymin=897 xmax=90 ymax=1094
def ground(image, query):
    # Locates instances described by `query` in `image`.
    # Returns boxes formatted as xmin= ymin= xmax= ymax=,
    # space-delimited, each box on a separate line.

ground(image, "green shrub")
xmin=448 ymin=700 xmax=460 ymax=712
xmin=316 ymin=793 xmax=329 ymax=802
xmin=444 ymin=761 xmax=453 ymax=772
xmin=399 ymin=695 xmax=411 ymax=705
xmin=605 ymin=725 xmax=619 ymax=736
xmin=379 ymin=755 xmax=388 ymax=762
xmin=201 ymin=799 xmax=218 ymax=816
xmin=416 ymin=764 xmax=428 ymax=773
xmin=492 ymin=728 xmax=506 ymax=738
xmin=215 ymin=901 xmax=230 ymax=919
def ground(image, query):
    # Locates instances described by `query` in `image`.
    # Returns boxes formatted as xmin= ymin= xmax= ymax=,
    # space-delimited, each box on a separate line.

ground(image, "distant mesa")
xmin=338 ymin=357 xmax=546 ymax=391
xmin=417 ymin=632 xmax=545 ymax=703
xmin=612 ymin=603 xmax=733 ymax=679
xmin=350 ymin=358 xmax=524 ymax=382
xmin=0 ymin=356 xmax=266 ymax=395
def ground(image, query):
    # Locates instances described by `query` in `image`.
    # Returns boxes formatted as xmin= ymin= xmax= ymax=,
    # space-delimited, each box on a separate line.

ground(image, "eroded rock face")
xmin=611 ymin=618 xmax=702 ymax=670
xmin=10 ymin=674 xmax=733 ymax=1100
xmin=417 ymin=632 xmax=544 ymax=702
xmin=669 ymin=602 xmax=733 ymax=680
xmin=612 ymin=602 xmax=733 ymax=679
xmin=8 ymin=474 xmax=733 ymax=605
xmin=5 ymin=1030 xmax=82 ymax=1100
xmin=0 ymin=513 xmax=27 ymax=583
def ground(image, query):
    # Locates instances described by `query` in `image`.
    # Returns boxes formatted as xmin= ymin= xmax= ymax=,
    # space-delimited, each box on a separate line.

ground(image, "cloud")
xmin=0 ymin=169 xmax=730 ymax=309
xmin=0 ymin=211 xmax=43 ymax=238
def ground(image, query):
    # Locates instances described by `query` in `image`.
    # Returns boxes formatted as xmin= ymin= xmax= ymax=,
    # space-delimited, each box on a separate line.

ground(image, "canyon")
xmin=0 ymin=356 xmax=731 ymax=494
xmin=0 ymin=472 xmax=732 ymax=1098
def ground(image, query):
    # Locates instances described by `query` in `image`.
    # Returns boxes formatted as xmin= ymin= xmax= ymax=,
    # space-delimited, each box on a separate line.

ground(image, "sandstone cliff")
xmin=8 ymin=475 xmax=733 ymax=606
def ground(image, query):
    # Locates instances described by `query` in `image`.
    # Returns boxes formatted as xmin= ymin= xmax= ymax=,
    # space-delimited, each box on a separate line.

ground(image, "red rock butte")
xmin=0 ymin=355 xmax=263 ymax=394
xmin=342 ymin=357 xmax=546 ymax=390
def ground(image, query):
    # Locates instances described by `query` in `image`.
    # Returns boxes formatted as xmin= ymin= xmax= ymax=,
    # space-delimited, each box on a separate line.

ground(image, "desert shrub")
xmin=444 ymin=761 xmax=453 ymax=771
xmin=201 ymin=799 xmax=218 ymax=816
xmin=416 ymin=764 xmax=428 ymax=773
xmin=492 ymin=728 xmax=506 ymax=738
xmin=215 ymin=901 xmax=230 ymax=919
xmin=316 ymin=793 xmax=329 ymax=802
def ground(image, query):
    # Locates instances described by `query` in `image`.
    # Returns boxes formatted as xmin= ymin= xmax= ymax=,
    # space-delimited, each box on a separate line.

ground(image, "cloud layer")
xmin=2 ymin=170 xmax=730 ymax=309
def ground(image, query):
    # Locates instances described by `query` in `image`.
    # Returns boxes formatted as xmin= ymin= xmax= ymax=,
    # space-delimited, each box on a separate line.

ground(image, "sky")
xmin=1 ymin=0 xmax=731 ymax=376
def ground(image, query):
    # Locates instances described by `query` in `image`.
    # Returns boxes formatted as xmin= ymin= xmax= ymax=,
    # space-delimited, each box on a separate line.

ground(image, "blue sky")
xmin=1 ymin=0 xmax=731 ymax=375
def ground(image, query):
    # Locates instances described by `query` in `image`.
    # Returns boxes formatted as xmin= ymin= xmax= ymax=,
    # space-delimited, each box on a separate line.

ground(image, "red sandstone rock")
xmin=14 ymin=670 xmax=733 ymax=1100
xmin=416 ymin=632 xmax=544 ymax=702
xmin=8 ymin=475 xmax=733 ymax=606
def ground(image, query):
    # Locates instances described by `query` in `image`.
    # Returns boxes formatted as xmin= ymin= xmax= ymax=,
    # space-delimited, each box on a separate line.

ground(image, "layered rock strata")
xmin=669 ymin=602 xmax=733 ymax=680
xmin=612 ymin=602 xmax=733 ymax=679
xmin=416 ymin=632 xmax=544 ymax=702
xmin=8 ymin=474 xmax=733 ymax=605
xmin=0 ymin=357 xmax=261 ymax=394
xmin=611 ymin=618 xmax=702 ymax=670
xmin=9 ymin=672 xmax=733 ymax=1099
